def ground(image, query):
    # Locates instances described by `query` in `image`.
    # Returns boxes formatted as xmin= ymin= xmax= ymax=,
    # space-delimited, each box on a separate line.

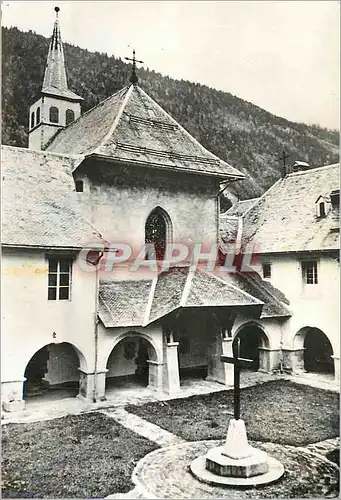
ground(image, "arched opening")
xmin=105 ymin=334 xmax=158 ymax=391
xmin=36 ymin=106 xmax=41 ymax=125
xmin=66 ymin=109 xmax=75 ymax=126
xmin=23 ymin=342 xmax=82 ymax=402
xmin=304 ymin=328 xmax=334 ymax=374
xmin=175 ymin=310 xmax=213 ymax=383
xmin=233 ymin=323 xmax=269 ymax=371
xmin=49 ymin=106 xmax=59 ymax=124
xmin=145 ymin=207 xmax=172 ymax=261
xmin=30 ymin=111 xmax=35 ymax=129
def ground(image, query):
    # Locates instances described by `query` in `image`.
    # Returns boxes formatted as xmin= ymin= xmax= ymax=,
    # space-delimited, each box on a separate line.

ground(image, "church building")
xmin=2 ymin=9 xmax=339 ymax=411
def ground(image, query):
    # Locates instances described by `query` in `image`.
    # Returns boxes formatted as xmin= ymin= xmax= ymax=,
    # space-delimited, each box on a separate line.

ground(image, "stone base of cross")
xmin=190 ymin=338 xmax=284 ymax=485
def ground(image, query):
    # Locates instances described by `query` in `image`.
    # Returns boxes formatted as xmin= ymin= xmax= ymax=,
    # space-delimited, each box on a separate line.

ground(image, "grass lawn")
xmin=126 ymin=380 xmax=339 ymax=445
xmin=1 ymin=413 xmax=158 ymax=498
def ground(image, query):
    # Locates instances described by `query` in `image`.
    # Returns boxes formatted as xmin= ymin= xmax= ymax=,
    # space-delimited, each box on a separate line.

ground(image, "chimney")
xmin=292 ymin=161 xmax=310 ymax=173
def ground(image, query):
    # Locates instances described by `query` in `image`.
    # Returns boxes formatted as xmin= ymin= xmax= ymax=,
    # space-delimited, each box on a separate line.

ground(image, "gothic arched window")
xmin=145 ymin=207 xmax=172 ymax=261
xmin=30 ymin=111 xmax=35 ymax=129
xmin=66 ymin=109 xmax=75 ymax=126
xmin=49 ymin=106 xmax=59 ymax=124
xmin=36 ymin=107 xmax=41 ymax=125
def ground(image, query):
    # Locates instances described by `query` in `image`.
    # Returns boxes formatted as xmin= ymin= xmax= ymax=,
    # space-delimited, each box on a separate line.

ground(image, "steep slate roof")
xmin=224 ymin=198 xmax=260 ymax=217
xmin=42 ymin=10 xmax=82 ymax=102
xmin=97 ymin=266 xmax=291 ymax=328
xmin=46 ymin=84 xmax=244 ymax=179
xmin=220 ymin=215 xmax=239 ymax=246
xmin=220 ymin=272 xmax=291 ymax=318
xmin=1 ymin=146 xmax=102 ymax=248
xmin=241 ymin=164 xmax=340 ymax=254
xmin=99 ymin=280 xmax=153 ymax=327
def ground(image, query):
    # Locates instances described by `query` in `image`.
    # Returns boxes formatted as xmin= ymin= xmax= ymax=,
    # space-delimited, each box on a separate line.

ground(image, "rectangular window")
xmin=262 ymin=263 xmax=271 ymax=279
xmin=302 ymin=260 xmax=318 ymax=284
xmin=48 ymin=258 xmax=72 ymax=300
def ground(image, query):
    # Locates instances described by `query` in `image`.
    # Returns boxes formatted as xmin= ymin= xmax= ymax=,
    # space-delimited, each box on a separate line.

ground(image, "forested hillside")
xmin=2 ymin=26 xmax=339 ymax=200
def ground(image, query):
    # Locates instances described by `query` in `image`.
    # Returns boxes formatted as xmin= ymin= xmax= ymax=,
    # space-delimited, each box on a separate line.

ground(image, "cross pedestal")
xmin=190 ymin=338 xmax=285 ymax=486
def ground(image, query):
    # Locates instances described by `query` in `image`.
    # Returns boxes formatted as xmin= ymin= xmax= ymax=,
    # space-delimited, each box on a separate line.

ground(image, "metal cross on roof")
xmin=278 ymin=149 xmax=291 ymax=168
xmin=125 ymin=49 xmax=144 ymax=85
xmin=221 ymin=338 xmax=253 ymax=420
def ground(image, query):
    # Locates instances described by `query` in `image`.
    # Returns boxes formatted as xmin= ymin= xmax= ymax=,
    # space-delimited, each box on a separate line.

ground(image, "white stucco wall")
xmin=1 ymin=248 xmax=97 ymax=391
xmin=255 ymin=253 xmax=340 ymax=354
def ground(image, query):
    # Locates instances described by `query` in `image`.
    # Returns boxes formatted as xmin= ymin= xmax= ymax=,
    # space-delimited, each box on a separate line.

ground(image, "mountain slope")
xmin=2 ymin=26 xmax=339 ymax=200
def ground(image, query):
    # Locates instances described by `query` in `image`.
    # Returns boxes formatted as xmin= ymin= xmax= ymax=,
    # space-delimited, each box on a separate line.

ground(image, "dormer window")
xmin=315 ymin=195 xmax=330 ymax=218
xmin=75 ymin=180 xmax=84 ymax=192
xmin=319 ymin=202 xmax=326 ymax=218
xmin=49 ymin=106 xmax=59 ymax=124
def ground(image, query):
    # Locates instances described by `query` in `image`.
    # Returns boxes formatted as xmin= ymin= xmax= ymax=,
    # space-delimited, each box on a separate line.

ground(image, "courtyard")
xmin=1 ymin=379 xmax=339 ymax=498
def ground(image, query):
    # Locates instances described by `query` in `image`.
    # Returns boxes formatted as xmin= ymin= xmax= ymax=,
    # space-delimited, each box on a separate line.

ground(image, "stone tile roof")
xmin=220 ymin=272 xmax=291 ymax=318
xmin=241 ymin=164 xmax=340 ymax=254
xmin=1 ymin=145 xmax=102 ymax=248
xmin=219 ymin=215 xmax=239 ymax=246
xmin=98 ymin=266 xmax=292 ymax=328
xmin=224 ymin=198 xmax=260 ymax=217
xmin=42 ymin=12 xmax=82 ymax=102
xmin=99 ymin=280 xmax=153 ymax=327
xmin=46 ymin=85 xmax=244 ymax=180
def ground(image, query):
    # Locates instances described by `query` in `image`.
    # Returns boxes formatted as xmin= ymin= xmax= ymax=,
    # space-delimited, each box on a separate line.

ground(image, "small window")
xmin=49 ymin=106 xmax=59 ymax=124
xmin=302 ymin=260 xmax=318 ymax=285
xmin=66 ymin=109 xmax=75 ymax=126
xmin=262 ymin=263 xmax=271 ymax=279
xmin=75 ymin=180 xmax=84 ymax=192
xmin=30 ymin=111 xmax=35 ymax=129
xmin=48 ymin=258 xmax=72 ymax=300
xmin=319 ymin=202 xmax=326 ymax=218
xmin=36 ymin=107 xmax=41 ymax=125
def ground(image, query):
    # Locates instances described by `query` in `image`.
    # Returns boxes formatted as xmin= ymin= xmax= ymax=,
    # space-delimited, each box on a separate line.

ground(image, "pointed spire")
xmin=42 ymin=6 xmax=68 ymax=91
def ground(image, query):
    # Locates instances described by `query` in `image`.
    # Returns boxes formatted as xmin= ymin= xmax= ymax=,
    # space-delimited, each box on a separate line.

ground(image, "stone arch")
xmin=23 ymin=341 xmax=88 ymax=400
xmin=233 ymin=321 xmax=270 ymax=371
xmin=104 ymin=331 xmax=161 ymax=391
xmin=294 ymin=327 xmax=334 ymax=374
xmin=145 ymin=206 xmax=173 ymax=260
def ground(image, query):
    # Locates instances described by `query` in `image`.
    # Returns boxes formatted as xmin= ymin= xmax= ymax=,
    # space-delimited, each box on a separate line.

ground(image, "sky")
xmin=2 ymin=1 xmax=340 ymax=129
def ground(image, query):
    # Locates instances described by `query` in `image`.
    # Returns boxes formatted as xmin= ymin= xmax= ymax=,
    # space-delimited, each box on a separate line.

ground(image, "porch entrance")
xmin=24 ymin=343 xmax=80 ymax=402
xmin=304 ymin=328 xmax=334 ymax=374
xmin=105 ymin=335 xmax=157 ymax=390
xmin=233 ymin=324 xmax=269 ymax=371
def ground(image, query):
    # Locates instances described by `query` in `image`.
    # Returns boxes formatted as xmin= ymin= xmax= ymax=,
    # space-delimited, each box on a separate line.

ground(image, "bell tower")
xmin=28 ymin=6 xmax=83 ymax=150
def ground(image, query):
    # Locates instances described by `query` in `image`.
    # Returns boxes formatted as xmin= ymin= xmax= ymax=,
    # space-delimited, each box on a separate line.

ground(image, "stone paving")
xmin=101 ymin=408 xmax=185 ymax=447
xmin=118 ymin=440 xmax=339 ymax=499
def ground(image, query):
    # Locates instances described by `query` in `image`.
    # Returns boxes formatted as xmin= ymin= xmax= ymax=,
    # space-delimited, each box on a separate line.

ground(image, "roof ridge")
xmin=287 ymin=163 xmax=340 ymax=177
xmin=93 ymin=85 xmax=134 ymax=154
xmin=205 ymin=270 xmax=264 ymax=305
xmin=135 ymin=86 xmax=244 ymax=179
xmin=242 ymin=176 xmax=283 ymax=219
xmin=143 ymin=276 xmax=158 ymax=326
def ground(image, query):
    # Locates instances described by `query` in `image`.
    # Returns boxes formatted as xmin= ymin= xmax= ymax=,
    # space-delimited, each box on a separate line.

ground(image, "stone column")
xmin=281 ymin=348 xmax=305 ymax=374
xmin=332 ymin=356 xmax=340 ymax=382
xmin=206 ymin=329 xmax=226 ymax=384
xmin=2 ymin=379 xmax=26 ymax=412
xmin=258 ymin=348 xmax=281 ymax=373
xmin=163 ymin=342 xmax=180 ymax=394
xmin=147 ymin=360 xmax=163 ymax=391
xmin=78 ymin=369 xmax=108 ymax=401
